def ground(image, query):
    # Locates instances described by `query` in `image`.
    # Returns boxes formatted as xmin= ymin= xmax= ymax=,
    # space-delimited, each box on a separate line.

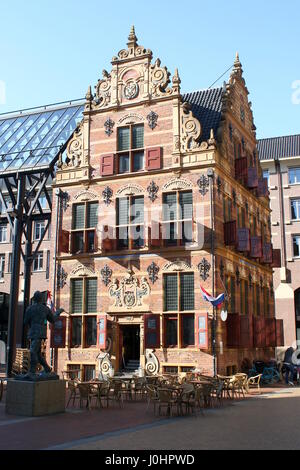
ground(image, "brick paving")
xmin=0 ymin=384 xmax=298 ymax=450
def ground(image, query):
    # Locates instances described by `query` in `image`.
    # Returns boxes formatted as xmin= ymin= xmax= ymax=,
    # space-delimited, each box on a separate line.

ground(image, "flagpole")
xmin=207 ymin=169 xmax=217 ymax=377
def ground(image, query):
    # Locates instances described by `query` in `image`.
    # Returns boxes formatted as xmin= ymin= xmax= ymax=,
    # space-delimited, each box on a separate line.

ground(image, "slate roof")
xmin=183 ymin=87 xmax=224 ymax=142
xmin=258 ymin=134 xmax=300 ymax=161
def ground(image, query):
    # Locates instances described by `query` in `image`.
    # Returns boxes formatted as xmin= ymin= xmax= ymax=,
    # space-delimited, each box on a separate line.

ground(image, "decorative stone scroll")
xmin=180 ymin=103 xmax=202 ymax=152
xmin=71 ymin=264 xmax=96 ymax=277
xmin=162 ymin=178 xmax=192 ymax=192
xmin=116 ymin=184 xmax=144 ymax=197
xmin=163 ymin=260 xmax=192 ymax=272
xmin=108 ymin=269 xmax=150 ymax=312
xmin=94 ymin=70 xmax=112 ymax=108
xmin=63 ymin=123 xmax=84 ymax=169
xmin=97 ymin=352 xmax=114 ymax=378
xmin=145 ymin=350 xmax=159 ymax=376
xmin=74 ymin=190 xmax=98 ymax=202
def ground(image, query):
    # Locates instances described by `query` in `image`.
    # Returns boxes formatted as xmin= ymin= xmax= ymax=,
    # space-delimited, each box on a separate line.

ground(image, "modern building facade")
xmin=51 ymin=28 xmax=282 ymax=381
xmin=258 ymin=134 xmax=300 ymax=351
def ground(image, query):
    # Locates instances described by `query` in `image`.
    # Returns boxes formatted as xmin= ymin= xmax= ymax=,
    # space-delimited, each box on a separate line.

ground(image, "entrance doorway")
xmin=120 ymin=325 xmax=140 ymax=371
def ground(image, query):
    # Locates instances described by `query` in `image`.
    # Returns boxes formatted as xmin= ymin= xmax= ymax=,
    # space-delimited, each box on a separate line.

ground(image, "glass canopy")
xmin=0 ymin=102 xmax=84 ymax=174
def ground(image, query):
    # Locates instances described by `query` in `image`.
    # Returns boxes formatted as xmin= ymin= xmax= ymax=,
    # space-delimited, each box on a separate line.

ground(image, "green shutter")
xmin=163 ymin=193 xmax=177 ymax=221
xmin=164 ymin=274 xmax=178 ymax=311
xmin=73 ymin=204 xmax=85 ymax=230
xmin=132 ymin=125 xmax=144 ymax=149
xmin=179 ymin=191 xmax=193 ymax=220
xmin=118 ymin=127 xmax=130 ymax=151
xmin=180 ymin=273 xmax=195 ymax=311
xmin=117 ymin=198 xmax=129 ymax=225
xmin=71 ymin=279 xmax=83 ymax=313
xmin=86 ymin=278 xmax=97 ymax=313
xmin=87 ymin=203 xmax=98 ymax=228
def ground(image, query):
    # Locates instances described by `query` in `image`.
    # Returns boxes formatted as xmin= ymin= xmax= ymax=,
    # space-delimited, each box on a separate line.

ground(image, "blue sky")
xmin=0 ymin=0 xmax=299 ymax=138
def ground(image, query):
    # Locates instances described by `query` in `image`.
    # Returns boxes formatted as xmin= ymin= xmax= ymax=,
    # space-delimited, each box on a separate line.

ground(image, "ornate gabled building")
xmin=51 ymin=28 xmax=283 ymax=380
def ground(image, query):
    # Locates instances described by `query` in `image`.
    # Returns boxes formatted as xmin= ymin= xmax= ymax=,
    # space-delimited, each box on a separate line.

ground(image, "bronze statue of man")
xmin=23 ymin=291 xmax=64 ymax=379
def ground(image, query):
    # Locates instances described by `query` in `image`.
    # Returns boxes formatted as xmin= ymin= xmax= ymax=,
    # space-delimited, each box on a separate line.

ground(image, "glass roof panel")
xmin=0 ymin=103 xmax=84 ymax=174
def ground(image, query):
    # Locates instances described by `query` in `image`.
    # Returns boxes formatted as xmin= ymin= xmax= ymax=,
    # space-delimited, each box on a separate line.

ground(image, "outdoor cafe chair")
xmin=146 ymin=385 xmax=159 ymax=415
xmin=66 ymin=380 xmax=81 ymax=408
xmin=157 ymin=389 xmax=179 ymax=417
xmin=107 ymin=381 xmax=124 ymax=408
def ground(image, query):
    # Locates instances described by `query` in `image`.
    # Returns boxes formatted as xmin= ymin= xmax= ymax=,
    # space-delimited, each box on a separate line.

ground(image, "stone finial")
xmin=208 ymin=128 xmax=216 ymax=147
xmin=85 ymin=85 xmax=93 ymax=102
xmin=127 ymin=25 xmax=138 ymax=48
xmin=172 ymin=68 xmax=181 ymax=93
xmin=232 ymin=51 xmax=243 ymax=75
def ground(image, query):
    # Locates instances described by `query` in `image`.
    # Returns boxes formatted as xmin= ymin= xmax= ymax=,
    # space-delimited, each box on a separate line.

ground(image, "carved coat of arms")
xmin=108 ymin=270 xmax=150 ymax=311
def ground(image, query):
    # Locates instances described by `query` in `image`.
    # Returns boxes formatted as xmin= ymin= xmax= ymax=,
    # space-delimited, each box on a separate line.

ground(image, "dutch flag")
xmin=200 ymin=286 xmax=225 ymax=308
xmin=47 ymin=290 xmax=55 ymax=313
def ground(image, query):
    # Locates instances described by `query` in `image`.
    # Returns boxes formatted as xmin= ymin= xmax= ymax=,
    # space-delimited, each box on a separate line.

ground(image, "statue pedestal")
xmin=5 ymin=379 xmax=66 ymax=417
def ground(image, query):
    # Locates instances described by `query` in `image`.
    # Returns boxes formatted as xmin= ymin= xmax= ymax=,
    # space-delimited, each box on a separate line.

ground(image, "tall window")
xmin=33 ymin=252 xmax=43 ymax=272
xmin=71 ymin=201 xmax=98 ymax=254
xmin=225 ymin=276 xmax=236 ymax=313
xmin=34 ymin=221 xmax=46 ymax=241
xmin=291 ymin=199 xmax=300 ymax=221
xmin=289 ymin=168 xmax=300 ymax=185
xmin=163 ymin=273 xmax=195 ymax=349
xmin=117 ymin=124 xmax=144 ymax=173
xmin=263 ymin=170 xmax=270 ymax=186
xmin=0 ymin=225 xmax=7 ymax=243
xmin=240 ymin=280 xmax=248 ymax=315
xmin=163 ymin=191 xmax=193 ymax=246
xmin=116 ymin=196 xmax=144 ymax=250
xmin=70 ymin=278 xmax=98 ymax=348
xmin=293 ymin=236 xmax=300 ymax=258
xmin=8 ymin=253 xmax=12 ymax=273
xmin=0 ymin=255 xmax=5 ymax=278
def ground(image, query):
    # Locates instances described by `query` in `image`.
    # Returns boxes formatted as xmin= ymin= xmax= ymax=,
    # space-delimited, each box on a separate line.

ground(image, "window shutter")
xmin=73 ymin=204 xmax=85 ymax=230
xmin=180 ymin=273 xmax=195 ymax=311
xmin=224 ymin=220 xmax=237 ymax=246
xmin=179 ymin=191 xmax=193 ymax=220
xmin=195 ymin=313 xmax=208 ymax=350
xmin=132 ymin=125 xmax=144 ymax=149
xmin=97 ymin=315 xmax=107 ymax=350
xmin=235 ymin=157 xmax=248 ymax=183
xmin=272 ymin=249 xmax=281 ymax=268
xmin=146 ymin=147 xmax=162 ymax=171
xmin=59 ymin=230 xmax=70 ymax=253
xmin=240 ymin=315 xmax=253 ymax=349
xmin=144 ymin=314 xmax=160 ymax=349
xmin=237 ymin=228 xmax=250 ymax=252
xmin=100 ymin=154 xmax=115 ymax=176
xmin=254 ymin=317 xmax=266 ymax=348
xmin=250 ymin=236 xmax=263 ymax=258
xmin=50 ymin=317 xmax=66 ymax=349
xmin=276 ymin=320 xmax=284 ymax=347
xmin=87 ymin=203 xmax=99 ymax=228
xmin=227 ymin=314 xmax=240 ymax=348
xmin=86 ymin=278 xmax=97 ymax=313
xmin=248 ymin=167 xmax=258 ymax=189
xmin=164 ymin=274 xmax=178 ymax=311
xmin=94 ymin=229 xmax=98 ymax=252
xmin=265 ymin=318 xmax=276 ymax=347
xmin=71 ymin=279 xmax=83 ymax=314
xmin=262 ymin=243 xmax=273 ymax=264
xmin=257 ymin=178 xmax=269 ymax=197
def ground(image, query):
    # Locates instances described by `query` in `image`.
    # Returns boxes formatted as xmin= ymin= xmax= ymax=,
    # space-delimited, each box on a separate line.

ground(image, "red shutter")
xmin=272 ymin=249 xmax=281 ymax=268
xmin=144 ymin=314 xmax=160 ymax=349
xmin=94 ymin=229 xmax=98 ymax=252
xmin=262 ymin=243 xmax=273 ymax=264
xmin=254 ymin=317 xmax=266 ymax=348
xmin=59 ymin=230 xmax=70 ymax=253
xmin=235 ymin=157 xmax=248 ymax=183
xmin=248 ymin=167 xmax=258 ymax=189
xmin=276 ymin=320 xmax=284 ymax=347
xmin=227 ymin=314 xmax=240 ymax=348
xmin=150 ymin=221 xmax=161 ymax=247
xmin=97 ymin=315 xmax=107 ymax=349
xmin=195 ymin=313 xmax=208 ymax=350
xmin=250 ymin=236 xmax=263 ymax=258
xmin=237 ymin=228 xmax=250 ymax=252
xmin=146 ymin=147 xmax=162 ymax=171
xmin=50 ymin=317 xmax=66 ymax=349
xmin=257 ymin=178 xmax=269 ymax=197
xmin=240 ymin=315 xmax=254 ymax=349
xmin=70 ymin=232 xmax=76 ymax=255
xmin=224 ymin=221 xmax=237 ymax=246
xmin=265 ymin=318 xmax=276 ymax=347
xmin=100 ymin=154 xmax=115 ymax=176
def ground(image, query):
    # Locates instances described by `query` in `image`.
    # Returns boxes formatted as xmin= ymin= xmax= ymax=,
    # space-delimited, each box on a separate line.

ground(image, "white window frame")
xmin=293 ymin=235 xmax=300 ymax=259
xmin=33 ymin=252 xmax=44 ymax=272
xmin=34 ymin=221 xmax=46 ymax=241
xmin=0 ymin=225 xmax=7 ymax=243
xmin=0 ymin=255 xmax=5 ymax=278
xmin=289 ymin=167 xmax=300 ymax=185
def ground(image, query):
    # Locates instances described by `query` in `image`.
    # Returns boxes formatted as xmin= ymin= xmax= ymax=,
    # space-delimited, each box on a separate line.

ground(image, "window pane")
xmin=180 ymin=273 xmax=195 ymax=311
xmin=118 ymin=227 xmax=129 ymax=249
xmin=86 ymin=279 xmax=97 ymax=313
xmin=87 ymin=231 xmax=96 ymax=253
xmin=133 ymin=151 xmax=144 ymax=172
xmin=164 ymin=274 xmax=178 ymax=311
xmin=132 ymin=125 xmax=144 ymax=149
xmin=73 ymin=232 xmax=84 ymax=253
xmin=0 ymin=255 xmax=4 ymax=278
xmin=163 ymin=193 xmax=177 ymax=221
xmin=84 ymin=366 xmax=96 ymax=382
xmin=292 ymin=200 xmax=300 ymax=220
xmin=87 ymin=203 xmax=98 ymax=228
xmin=73 ymin=204 xmax=85 ymax=230
xmin=86 ymin=317 xmax=97 ymax=347
xmin=289 ymin=168 xmax=300 ymax=184
xmin=118 ymin=127 xmax=130 ymax=151
xmin=71 ymin=279 xmax=83 ymax=313
xmin=165 ymin=318 xmax=178 ymax=347
xmin=131 ymin=197 xmax=144 ymax=224
xmin=119 ymin=154 xmax=130 ymax=173
xmin=182 ymin=221 xmax=193 ymax=244
xmin=294 ymin=237 xmax=300 ymax=257
xmin=131 ymin=225 xmax=144 ymax=248
xmin=0 ymin=225 xmax=7 ymax=243
xmin=182 ymin=315 xmax=195 ymax=346
xmin=117 ymin=198 xmax=129 ymax=225
xmin=179 ymin=191 xmax=193 ymax=220
xmin=71 ymin=317 xmax=82 ymax=347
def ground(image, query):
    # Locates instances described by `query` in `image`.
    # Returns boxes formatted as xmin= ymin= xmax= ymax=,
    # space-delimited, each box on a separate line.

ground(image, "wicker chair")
xmin=66 ymin=380 xmax=80 ymax=408
xmin=146 ymin=385 xmax=159 ymax=414
xmin=157 ymin=389 xmax=179 ymax=417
